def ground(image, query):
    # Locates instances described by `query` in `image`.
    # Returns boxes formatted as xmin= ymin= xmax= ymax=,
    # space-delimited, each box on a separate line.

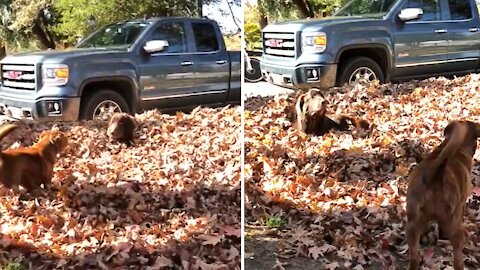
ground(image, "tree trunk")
xmin=40 ymin=15 xmax=56 ymax=48
xmin=0 ymin=46 xmax=6 ymax=60
xmin=259 ymin=16 xmax=268 ymax=29
xmin=292 ymin=0 xmax=314 ymax=18
xmin=32 ymin=15 xmax=55 ymax=49
xmin=197 ymin=0 xmax=203 ymax=17
xmin=257 ymin=1 xmax=268 ymax=29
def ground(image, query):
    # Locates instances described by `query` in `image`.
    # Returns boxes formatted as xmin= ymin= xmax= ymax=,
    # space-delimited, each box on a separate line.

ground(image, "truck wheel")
xmin=80 ymin=90 xmax=129 ymax=121
xmin=338 ymin=57 xmax=384 ymax=86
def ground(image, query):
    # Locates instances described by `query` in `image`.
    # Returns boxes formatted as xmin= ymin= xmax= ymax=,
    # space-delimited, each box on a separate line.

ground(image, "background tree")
xmin=0 ymin=0 xmax=42 ymax=54
xmin=0 ymin=0 xmax=240 ymax=53
xmin=8 ymin=0 xmax=56 ymax=49
xmin=259 ymin=0 xmax=343 ymax=20
xmin=244 ymin=2 xmax=261 ymax=50
xmin=52 ymin=0 xmax=222 ymax=44
xmin=244 ymin=0 xmax=345 ymax=50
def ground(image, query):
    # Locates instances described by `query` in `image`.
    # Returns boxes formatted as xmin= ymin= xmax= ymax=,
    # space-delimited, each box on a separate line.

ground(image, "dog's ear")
xmin=38 ymin=130 xmax=49 ymax=140
xmin=470 ymin=121 xmax=480 ymax=138
xmin=443 ymin=121 xmax=458 ymax=139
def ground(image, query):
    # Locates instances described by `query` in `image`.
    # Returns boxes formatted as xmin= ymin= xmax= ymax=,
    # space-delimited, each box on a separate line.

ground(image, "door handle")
xmin=181 ymin=61 xmax=194 ymax=66
xmin=469 ymin=27 xmax=480 ymax=32
xmin=435 ymin=29 xmax=448 ymax=34
xmin=216 ymin=60 xmax=227 ymax=65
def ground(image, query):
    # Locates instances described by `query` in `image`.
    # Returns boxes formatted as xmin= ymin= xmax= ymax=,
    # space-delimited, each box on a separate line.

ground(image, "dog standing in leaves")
xmin=293 ymin=89 xmax=370 ymax=135
xmin=406 ymin=120 xmax=479 ymax=270
xmin=107 ymin=113 xmax=137 ymax=146
xmin=0 ymin=124 xmax=68 ymax=193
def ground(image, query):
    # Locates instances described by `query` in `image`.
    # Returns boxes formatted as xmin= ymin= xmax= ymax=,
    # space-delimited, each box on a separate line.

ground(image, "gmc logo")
xmin=268 ymin=39 xmax=283 ymax=48
xmin=5 ymin=71 xmax=23 ymax=80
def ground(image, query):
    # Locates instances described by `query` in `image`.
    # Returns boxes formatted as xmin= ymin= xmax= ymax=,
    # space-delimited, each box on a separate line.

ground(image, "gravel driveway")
xmin=243 ymin=81 xmax=295 ymax=98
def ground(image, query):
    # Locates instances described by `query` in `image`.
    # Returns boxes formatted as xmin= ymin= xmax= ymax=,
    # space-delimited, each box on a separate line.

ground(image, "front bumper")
xmin=260 ymin=62 xmax=337 ymax=89
xmin=0 ymin=94 xmax=81 ymax=122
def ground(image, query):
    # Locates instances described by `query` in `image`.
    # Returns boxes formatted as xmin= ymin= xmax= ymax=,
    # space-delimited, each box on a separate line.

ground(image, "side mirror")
xmin=143 ymin=40 xmax=169 ymax=54
xmin=398 ymin=8 xmax=423 ymax=21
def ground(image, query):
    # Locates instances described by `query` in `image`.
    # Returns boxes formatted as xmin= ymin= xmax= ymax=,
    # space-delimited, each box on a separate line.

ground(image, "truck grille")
xmin=1 ymin=64 xmax=36 ymax=91
xmin=263 ymin=32 xmax=296 ymax=58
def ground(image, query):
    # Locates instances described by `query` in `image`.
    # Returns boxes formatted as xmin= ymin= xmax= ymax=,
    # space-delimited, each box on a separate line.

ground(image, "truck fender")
xmin=79 ymin=75 xmax=140 ymax=112
xmin=335 ymin=43 xmax=394 ymax=81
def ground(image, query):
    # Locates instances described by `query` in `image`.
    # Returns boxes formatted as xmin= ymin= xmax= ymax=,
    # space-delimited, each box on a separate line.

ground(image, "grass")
xmin=264 ymin=214 xmax=286 ymax=229
xmin=3 ymin=262 xmax=25 ymax=270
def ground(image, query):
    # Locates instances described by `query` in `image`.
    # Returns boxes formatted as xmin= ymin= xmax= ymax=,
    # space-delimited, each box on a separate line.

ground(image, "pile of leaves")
xmin=245 ymin=75 xmax=480 ymax=269
xmin=0 ymin=106 xmax=241 ymax=270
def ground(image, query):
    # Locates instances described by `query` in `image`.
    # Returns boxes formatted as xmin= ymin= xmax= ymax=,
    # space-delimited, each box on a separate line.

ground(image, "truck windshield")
xmin=76 ymin=21 xmax=150 ymax=49
xmin=335 ymin=0 xmax=397 ymax=17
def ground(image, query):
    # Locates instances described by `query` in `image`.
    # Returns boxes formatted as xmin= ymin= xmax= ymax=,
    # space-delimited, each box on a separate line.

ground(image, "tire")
xmin=337 ymin=56 xmax=384 ymax=86
xmin=80 ymin=90 xmax=129 ymax=120
xmin=244 ymin=58 xmax=263 ymax=83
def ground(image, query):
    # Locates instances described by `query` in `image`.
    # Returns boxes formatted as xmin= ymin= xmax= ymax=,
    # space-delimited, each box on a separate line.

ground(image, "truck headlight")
xmin=42 ymin=64 xmax=69 ymax=86
xmin=302 ymin=32 xmax=327 ymax=53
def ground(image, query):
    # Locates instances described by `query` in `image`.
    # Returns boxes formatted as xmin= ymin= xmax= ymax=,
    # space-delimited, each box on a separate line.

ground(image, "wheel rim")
xmin=348 ymin=67 xmax=377 ymax=84
xmin=93 ymin=100 xmax=122 ymax=121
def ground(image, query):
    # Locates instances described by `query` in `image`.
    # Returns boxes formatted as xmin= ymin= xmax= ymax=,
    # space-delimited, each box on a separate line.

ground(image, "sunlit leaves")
xmin=245 ymin=74 xmax=480 ymax=268
xmin=0 ymin=106 xmax=241 ymax=269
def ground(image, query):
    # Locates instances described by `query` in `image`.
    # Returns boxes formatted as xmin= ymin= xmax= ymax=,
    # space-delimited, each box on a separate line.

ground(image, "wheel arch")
xmin=79 ymin=76 xmax=139 ymax=113
xmin=336 ymin=44 xmax=392 ymax=82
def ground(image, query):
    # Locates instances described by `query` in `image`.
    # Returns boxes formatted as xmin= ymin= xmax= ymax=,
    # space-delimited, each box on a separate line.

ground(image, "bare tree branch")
xmin=224 ymin=0 xmax=241 ymax=33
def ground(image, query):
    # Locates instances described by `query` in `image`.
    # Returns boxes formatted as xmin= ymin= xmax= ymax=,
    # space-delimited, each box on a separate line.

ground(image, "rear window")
xmin=192 ymin=23 xmax=219 ymax=52
xmin=447 ymin=0 xmax=472 ymax=20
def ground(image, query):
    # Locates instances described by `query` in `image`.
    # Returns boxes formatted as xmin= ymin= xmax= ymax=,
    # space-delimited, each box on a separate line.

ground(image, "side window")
xmin=404 ymin=0 xmax=442 ymax=21
xmin=448 ymin=0 xmax=472 ymax=20
xmin=192 ymin=23 xmax=219 ymax=52
xmin=149 ymin=22 xmax=187 ymax=53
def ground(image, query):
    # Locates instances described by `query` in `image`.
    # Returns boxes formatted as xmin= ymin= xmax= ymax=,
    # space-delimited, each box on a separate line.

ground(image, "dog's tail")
xmin=424 ymin=122 xmax=467 ymax=184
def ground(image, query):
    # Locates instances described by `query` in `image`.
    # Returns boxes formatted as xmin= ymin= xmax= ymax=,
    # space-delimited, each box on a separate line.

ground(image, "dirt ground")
xmin=245 ymin=226 xmax=329 ymax=270
xmin=244 ymin=226 xmax=412 ymax=270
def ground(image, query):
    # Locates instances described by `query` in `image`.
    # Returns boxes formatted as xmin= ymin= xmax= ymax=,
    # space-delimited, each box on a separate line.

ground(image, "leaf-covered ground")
xmin=0 ymin=106 xmax=241 ymax=270
xmin=244 ymin=75 xmax=480 ymax=269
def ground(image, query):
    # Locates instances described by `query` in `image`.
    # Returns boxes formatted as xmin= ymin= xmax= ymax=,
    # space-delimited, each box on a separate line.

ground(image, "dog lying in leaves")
xmin=293 ymin=89 xmax=370 ymax=135
xmin=406 ymin=120 xmax=478 ymax=270
xmin=107 ymin=113 xmax=137 ymax=146
xmin=0 ymin=124 xmax=68 ymax=193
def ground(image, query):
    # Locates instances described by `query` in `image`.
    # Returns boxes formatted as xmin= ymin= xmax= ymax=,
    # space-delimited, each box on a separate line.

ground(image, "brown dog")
xmin=406 ymin=120 xmax=479 ymax=270
xmin=107 ymin=113 xmax=137 ymax=146
xmin=293 ymin=89 xmax=369 ymax=135
xmin=0 ymin=125 xmax=68 ymax=193
xmin=294 ymin=89 xmax=328 ymax=134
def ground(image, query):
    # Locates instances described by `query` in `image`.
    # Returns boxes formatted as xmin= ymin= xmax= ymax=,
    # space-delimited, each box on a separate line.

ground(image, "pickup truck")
xmin=0 ymin=17 xmax=241 ymax=121
xmin=260 ymin=0 xmax=480 ymax=89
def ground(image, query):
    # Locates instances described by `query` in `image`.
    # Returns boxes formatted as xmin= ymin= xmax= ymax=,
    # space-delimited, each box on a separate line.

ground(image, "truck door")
xmin=188 ymin=21 xmax=230 ymax=106
xmin=393 ymin=0 xmax=450 ymax=79
xmin=138 ymin=21 xmax=197 ymax=110
xmin=443 ymin=0 xmax=480 ymax=73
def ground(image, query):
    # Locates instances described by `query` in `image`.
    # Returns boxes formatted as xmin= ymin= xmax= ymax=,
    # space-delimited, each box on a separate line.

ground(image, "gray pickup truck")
xmin=261 ymin=0 xmax=480 ymax=89
xmin=0 ymin=17 xmax=240 ymax=121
